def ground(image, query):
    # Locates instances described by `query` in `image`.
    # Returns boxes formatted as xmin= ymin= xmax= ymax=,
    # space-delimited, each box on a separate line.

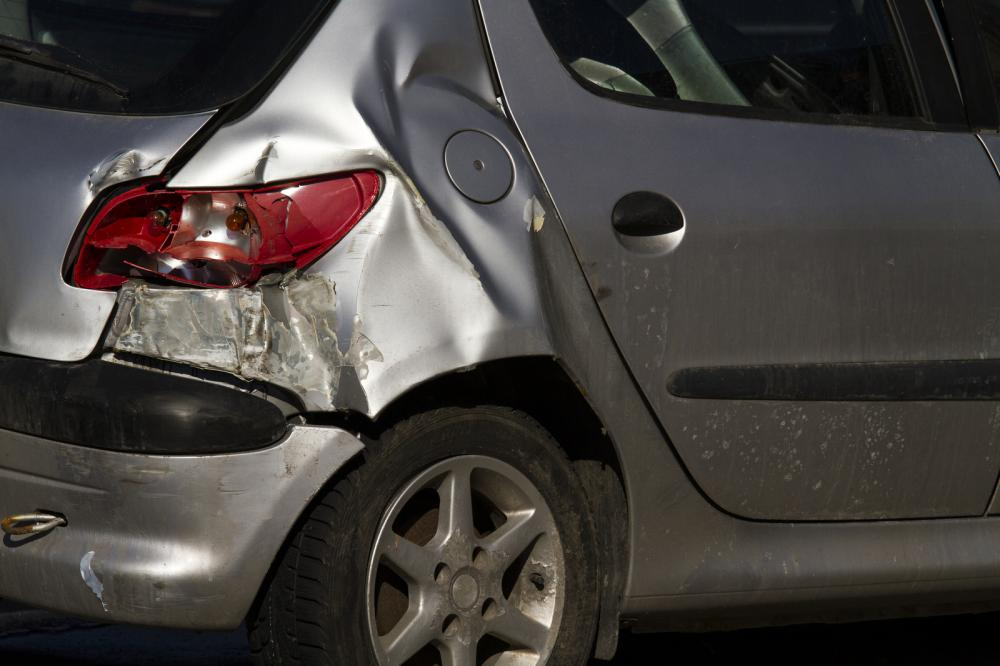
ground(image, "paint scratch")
xmin=80 ymin=551 xmax=108 ymax=612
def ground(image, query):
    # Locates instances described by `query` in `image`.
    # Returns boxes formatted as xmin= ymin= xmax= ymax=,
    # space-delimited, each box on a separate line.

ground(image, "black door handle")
xmin=612 ymin=191 xmax=685 ymax=236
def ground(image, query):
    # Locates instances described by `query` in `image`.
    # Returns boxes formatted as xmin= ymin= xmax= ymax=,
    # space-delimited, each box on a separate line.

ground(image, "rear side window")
xmin=973 ymin=1 xmax=1000 ymax=102
xmin=529 ymin=0 xmax=923 ymax=121
xmin=0 ymin=0 xmax=330 ymax=115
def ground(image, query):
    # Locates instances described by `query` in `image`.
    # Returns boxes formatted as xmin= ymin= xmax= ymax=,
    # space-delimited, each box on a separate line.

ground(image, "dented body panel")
xmin=7 ymin=0 xmax=1000 ymax=641
xmin=129 ymin=0 xmax=554 ymax=416
xmin=0 ymin=103 xmax=211 ymax=361
xmin=0 ymin=0 xmax=562 ymax=628
xmin=110 ymin=275 xmax=378 ymax=411
xmin=0 ymin=425 xmax=363 ymax=628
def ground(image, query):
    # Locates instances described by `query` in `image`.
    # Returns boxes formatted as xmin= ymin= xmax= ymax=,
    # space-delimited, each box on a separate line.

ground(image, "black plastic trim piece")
xmin=892 ymin=0 xmax=968 ymax=127
xmin=0 ymin=355 xmax=289 ymax=454
xmin=939 ymin=0 xmax=1000 ymax=130
xmin=668 ymin=360 xmax=1000 ymax=401
xmin=555 ymin=56 xmax=965 ymax=133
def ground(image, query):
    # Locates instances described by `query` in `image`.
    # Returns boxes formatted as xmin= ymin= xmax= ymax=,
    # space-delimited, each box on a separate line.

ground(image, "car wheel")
xmin=248 ymin=406 xmax=601 ymax=666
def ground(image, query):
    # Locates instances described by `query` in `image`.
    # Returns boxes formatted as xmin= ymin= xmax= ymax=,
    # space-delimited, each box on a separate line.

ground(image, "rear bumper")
xmin=0 ymin=425 xmax=363 ymax=629
xmin=0 ymin=354 xmax=290 ymax=454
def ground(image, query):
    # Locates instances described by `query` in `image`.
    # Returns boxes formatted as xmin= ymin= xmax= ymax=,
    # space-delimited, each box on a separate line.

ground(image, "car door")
xmin=480 ymin=0 xmax=1000 ymax=520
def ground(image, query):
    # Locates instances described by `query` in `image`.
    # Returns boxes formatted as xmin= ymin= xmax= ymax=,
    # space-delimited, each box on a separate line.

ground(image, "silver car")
xmin=4 ymin=0 xmax=1000 ymax=664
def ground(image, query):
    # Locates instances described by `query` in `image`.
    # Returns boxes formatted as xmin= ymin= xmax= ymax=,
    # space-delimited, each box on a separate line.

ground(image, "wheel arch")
xmin=305 ymin=355 xmax=630 ymax=660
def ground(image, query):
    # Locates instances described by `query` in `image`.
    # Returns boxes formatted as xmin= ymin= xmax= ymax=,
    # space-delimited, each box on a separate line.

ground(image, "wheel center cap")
xmin=450 ymin=573 xmax=479 ymax=610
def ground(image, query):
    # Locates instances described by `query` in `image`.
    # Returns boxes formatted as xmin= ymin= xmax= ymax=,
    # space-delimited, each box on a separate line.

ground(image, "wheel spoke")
xmin=481 ymin=510 xmax=544 ymax=569
xmin=381 ymin=605 xmax=439 ymax=666
xmin=441 ymin=636 xmax=479 ymax=666
xmin=487 ymin=602 xmax=550 ymax=654
xmin=382 ymin=533 xmax=438 ymax=583
xmin=437 ymin=466 xmax=476 ymax=541
xmin=370 ymin=454 xmax=564 ymax=666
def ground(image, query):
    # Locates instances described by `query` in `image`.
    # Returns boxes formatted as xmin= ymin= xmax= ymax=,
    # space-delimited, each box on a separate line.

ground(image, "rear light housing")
xmin=73 ymin=171 xmax=380 ymax=289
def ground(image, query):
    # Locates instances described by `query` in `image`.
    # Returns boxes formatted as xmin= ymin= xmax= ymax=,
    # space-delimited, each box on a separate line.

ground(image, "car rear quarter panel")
xmin=0 ymin=105 xmax=210 ymax=360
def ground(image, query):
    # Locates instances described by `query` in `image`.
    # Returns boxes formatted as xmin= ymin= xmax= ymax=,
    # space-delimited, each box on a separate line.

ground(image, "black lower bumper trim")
xmin=0 ymin=355 xmax=289 ymax=454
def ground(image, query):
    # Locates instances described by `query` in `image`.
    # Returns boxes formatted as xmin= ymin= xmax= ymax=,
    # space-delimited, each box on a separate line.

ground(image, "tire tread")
xmin=248 ymin=407 xmax=598 ymax=666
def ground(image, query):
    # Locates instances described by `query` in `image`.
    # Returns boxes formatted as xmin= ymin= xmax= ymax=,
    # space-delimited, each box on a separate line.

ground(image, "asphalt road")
xmin=1 ymin=608 xmax=999 ymax=665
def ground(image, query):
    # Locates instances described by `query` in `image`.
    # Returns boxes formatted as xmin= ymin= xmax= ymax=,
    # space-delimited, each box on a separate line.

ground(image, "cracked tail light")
xmin=73 ymin=171 xmax=380 ymax=289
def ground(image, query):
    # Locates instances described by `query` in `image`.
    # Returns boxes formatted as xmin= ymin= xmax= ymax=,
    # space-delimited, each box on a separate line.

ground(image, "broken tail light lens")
xmin=73 ymin=171 xmax=380 ymax=289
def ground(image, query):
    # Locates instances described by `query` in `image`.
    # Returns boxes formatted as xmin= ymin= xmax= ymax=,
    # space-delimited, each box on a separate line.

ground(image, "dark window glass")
xmin=0 ymin=0 xmax=330 ymax=115
xmin=973 ymin=0 xmax=1000 ymax=106
xmin=529 ymin=0 xmax=922 ymax=120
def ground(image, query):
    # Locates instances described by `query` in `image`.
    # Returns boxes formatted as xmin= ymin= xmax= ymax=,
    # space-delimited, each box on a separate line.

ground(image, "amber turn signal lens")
xmin=225 ymin=208 xmax=249 ymax=232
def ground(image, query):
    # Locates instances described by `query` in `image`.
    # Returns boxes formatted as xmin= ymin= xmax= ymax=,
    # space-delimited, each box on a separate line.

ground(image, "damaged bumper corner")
xmin=0 ymin=425 xmax=363 ymax=628
xmin=109 ymin=273 xmax=381 ymax=411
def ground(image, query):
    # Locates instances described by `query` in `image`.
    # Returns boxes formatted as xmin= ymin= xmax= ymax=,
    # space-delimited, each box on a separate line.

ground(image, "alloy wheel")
xmin=366 ymin=455 xmax=565 ymax=665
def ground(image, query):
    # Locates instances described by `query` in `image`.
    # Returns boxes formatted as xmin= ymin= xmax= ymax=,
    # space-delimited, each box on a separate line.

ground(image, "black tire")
xmin=248 ymin=406 xmax=601 ymax=665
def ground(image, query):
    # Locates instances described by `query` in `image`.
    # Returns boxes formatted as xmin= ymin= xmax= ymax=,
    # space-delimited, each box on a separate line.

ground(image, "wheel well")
xmin=307 ymin=356 xmax=628 ymax=660
xmin=384 ymin=358 xmax=615 ymax=466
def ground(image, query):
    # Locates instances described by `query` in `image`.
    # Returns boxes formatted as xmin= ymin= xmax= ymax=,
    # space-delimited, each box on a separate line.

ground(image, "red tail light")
xmin=73 ymin=171 xmax=380 ymax=289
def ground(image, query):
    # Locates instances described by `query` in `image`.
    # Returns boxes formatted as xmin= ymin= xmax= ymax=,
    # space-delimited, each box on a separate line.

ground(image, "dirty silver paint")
xmin=111 ymin=274 xmax=382 ymax=410
xmin=0 ymin=102 xmax=211 ymax=361
xmin=0 ymin=425 xmax=364 ymax=627
xmin=478 ymin=0 xmax=1000 ymax=626
xmin=673 ymin=400 xmax=1000 ymax=520
xmin=481 ymin=0 xmax=1000 ymax=521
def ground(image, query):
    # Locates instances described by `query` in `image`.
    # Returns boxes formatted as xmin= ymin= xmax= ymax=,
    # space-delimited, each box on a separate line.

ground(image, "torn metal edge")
xmin=109 ymin=273 xmax=382 ymax=410
xmin=88 ymin=149 xmax=166 ymax=195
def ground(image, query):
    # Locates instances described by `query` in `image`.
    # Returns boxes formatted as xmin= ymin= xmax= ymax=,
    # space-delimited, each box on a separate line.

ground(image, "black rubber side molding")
xmin=0 ymin=355 xmax=289 ymax=454
xmin=668 ymin=360 xmax=1000 ymax=401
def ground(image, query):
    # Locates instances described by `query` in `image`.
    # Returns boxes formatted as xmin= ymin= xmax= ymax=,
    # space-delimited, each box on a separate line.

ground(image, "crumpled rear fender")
xmin=110 ymin=0 xmax=555 ymax=416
